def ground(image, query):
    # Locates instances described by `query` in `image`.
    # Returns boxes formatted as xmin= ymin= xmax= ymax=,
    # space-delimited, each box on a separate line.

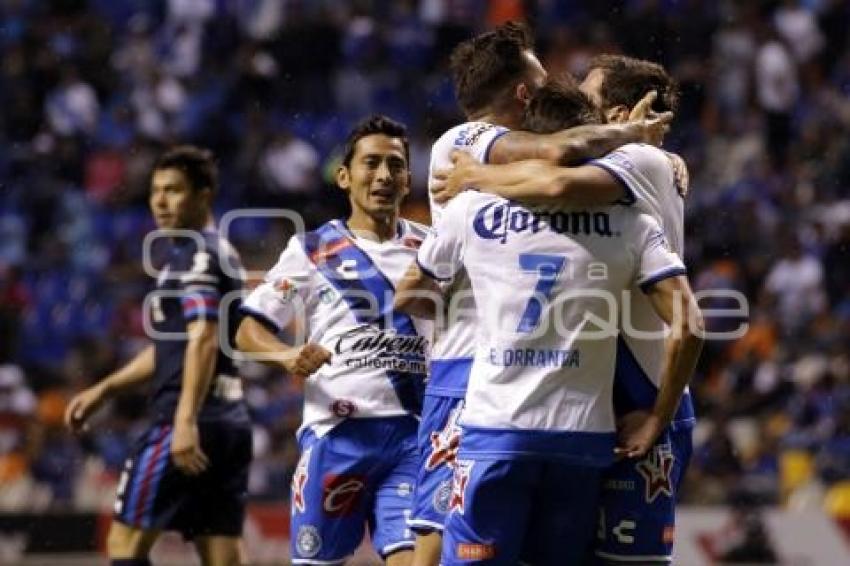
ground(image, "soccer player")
xmin=407 ymin=22 xmax=673 ymax=566
xmin=235 ymin=115 xmax=431 ymax=565
xmin=64 ymin=146 xmax=252 ymax=566
xmin=395 ymin=79 xmax=704 ymax=565
xmin=432 ymin=55 xmax=694 ymax=564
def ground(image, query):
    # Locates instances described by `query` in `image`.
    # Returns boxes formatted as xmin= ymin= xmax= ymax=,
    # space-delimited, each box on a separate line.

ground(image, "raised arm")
xmin=488 ymin=111 xmax=672 ymax=166
xmin=432 ymin=151 xmax=625 ymax=206
xmin=617 ymin=275 xmax=704 ymax=458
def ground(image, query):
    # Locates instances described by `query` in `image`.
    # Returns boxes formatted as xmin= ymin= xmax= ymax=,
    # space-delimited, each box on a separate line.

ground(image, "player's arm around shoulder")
xmin=487 ymin=92 xmax=672 ymax=165
xmin=432 ymin=149 xmax=630 ymax=207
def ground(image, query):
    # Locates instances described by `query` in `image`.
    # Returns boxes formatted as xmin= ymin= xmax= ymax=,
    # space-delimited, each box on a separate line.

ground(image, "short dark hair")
xmin=523 ymin=78 xmax=603 ymax=133
xmin=449 ymin=21 xmax=535 ymax=116
xmin=154 ymin=145 xmax=218 ymax=194
xmin=589 ymin=54 xmax=680 ymax=113
xmin=341 ymin=115 xmax=409 ymax=167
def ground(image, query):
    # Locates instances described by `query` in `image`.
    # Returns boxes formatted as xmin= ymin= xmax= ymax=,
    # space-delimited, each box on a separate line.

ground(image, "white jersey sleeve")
xmin=631 ymin=215 xmax=687 ymax=292
xmin=241 ymin=236 xmax=313 ymax=332
xmin=416 ymin=193 xmax=471 ymax=281
xmin=428 ymin=122 xmax=509 ymax=223
xmin=589 ymin=143 xmax=686 ymax=256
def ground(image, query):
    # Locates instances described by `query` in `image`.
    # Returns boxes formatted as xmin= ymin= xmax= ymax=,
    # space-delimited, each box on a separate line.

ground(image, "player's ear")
xmin=336 ymin=165 xmax=351 ymax=193
xmin=401 ymin=170 xmax=411 ymax=198
xmin=515 ymin=81 xmax=533 ymax=106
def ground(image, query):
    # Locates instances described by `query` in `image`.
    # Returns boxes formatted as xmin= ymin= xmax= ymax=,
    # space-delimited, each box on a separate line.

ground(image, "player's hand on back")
xmin=614 ymin=410 xmax=664 ymax=459
xmin=283 ymin=343 xmax=332 ymax=379
xmin=64 ymin=384 xmax=107 ymax=434
xmin=431 ymin=150 xmax=478 ymax=204
xmin=171 ymin=420 xmax=209 ymax=476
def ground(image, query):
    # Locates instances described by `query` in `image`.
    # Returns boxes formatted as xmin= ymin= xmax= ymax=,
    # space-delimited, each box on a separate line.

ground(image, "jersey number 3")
xmin=516 ymin=253 xmax=566 ymax=332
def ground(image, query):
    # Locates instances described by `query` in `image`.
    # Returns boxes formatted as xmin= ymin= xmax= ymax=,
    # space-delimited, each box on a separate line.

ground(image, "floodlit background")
xmin=0 ymin=0 xmax=849 ymax=563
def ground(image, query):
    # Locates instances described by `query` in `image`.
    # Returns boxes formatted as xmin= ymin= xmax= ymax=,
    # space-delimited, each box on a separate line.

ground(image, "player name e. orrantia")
xmin=473 ymin=202 xmax=618 ymax=243
xmin=488 ymin=347 xmax=580 ymax=368
xmin=334 ymin=324 xmax=430 ymax=373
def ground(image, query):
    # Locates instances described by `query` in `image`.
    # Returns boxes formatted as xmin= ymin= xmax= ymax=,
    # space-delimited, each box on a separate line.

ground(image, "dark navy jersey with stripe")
xmin=148 ymin=229 xmax=249 ymax=426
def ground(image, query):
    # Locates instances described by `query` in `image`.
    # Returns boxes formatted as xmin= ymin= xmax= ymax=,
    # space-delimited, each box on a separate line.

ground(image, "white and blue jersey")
xmin=242 ymin=219 xmax=433 ymax=438
xmin=589 ymin=144 xmax=695 ymax=563
xmin=242 ymin=218 xmax=433 ymax=563
xmin=417 ymin=191 xmax=686 ymax=465
xmin=426 ymin=121 xmax=509 ymax=395
xmin=409 ymin=121 xmax=508 ymax=533
xmin=590 ymin=144 xmax=695 ymax=429
xmin=420 ymin=191 xmax=686 ymax=565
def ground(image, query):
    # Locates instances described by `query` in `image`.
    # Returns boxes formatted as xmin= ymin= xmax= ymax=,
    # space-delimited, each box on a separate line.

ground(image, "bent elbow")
xmin=235 ymin=319 xmax=254 ymax=352
xmin=557 ymin=140 xmax=591 ymax=166
xmin=684 ymin=305 xmax=706 ymax=344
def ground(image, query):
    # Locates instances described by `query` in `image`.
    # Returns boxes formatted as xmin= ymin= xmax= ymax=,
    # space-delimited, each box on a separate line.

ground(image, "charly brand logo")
xmin=473 ymin=202 xmax=617 ymax=243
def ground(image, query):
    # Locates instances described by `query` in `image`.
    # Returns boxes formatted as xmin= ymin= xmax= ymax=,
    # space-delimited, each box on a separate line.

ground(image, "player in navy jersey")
xmin=405 ymin=22 xmax=674 ymax=566
xmin=64 ymin=146 xmax=251 ymax=566
xmin=236 ymin=116 xmax=431 ymax=565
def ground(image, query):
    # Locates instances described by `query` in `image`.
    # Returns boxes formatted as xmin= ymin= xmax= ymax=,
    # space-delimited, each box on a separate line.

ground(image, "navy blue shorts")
xmin=409 ymin=394 xmax=464 ymax=533
xmin=593 ymin=427 xmax=693 ymax=564
xmin=441 ymin=458 xmax=602 ymax=565
xmin=113 ymin=421 xmax=252 ymax=538
xmin=290 ymin=416 xmax=419 ymax=564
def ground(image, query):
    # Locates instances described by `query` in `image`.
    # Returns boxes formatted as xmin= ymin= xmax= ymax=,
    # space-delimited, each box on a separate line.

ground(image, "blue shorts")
xmin=290 ymin=416 xmax=419 ymax=564
xmin=442 ymin=458 xmax=602 ymax=565
xmin=410 ymin=395 xmax=464 ymax=533
xmin=593 ymin=426 xmax=693 ymax=564
xmin=114 ymin=421 xmax=251 ymax=538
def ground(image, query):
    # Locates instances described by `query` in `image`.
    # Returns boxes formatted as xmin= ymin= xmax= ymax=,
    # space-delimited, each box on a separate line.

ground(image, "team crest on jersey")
xmin=449 ymin=460 xmax=474 ymax=515
xmin=274 ymin=278 xmax=298 ymax=301
xmin=635 ymin=443 xmax=675 ymax=503
xmin=317 ymin=285 xmax=336 ymax=305
xmin=292 ymin=448 xmax=311 ymax=514
xmin=295 ymin=525 xmax=322 ymax=558
xmin=425 ymin=405 xmax=462 ymax=470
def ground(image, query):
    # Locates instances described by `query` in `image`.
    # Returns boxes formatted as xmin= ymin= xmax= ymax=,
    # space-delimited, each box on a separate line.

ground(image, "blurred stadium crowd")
xmin=1 ymin=0 xmax=850 ymax=522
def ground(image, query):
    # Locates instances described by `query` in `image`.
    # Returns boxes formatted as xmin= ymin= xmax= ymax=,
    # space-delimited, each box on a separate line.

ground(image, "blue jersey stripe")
xmin=300 ymin=221 xmax=425 ymax=414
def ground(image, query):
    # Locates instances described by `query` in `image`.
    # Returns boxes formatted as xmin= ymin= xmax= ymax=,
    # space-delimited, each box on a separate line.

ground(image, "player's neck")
xmin=469 ymin=108 xmax=522 ymax=129
xmin=346 ymin=209 xmax=397 ymax=242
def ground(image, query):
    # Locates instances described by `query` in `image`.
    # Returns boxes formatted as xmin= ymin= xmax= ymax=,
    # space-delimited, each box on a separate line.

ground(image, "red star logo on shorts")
xmin=426 ymin=429 xmax=460 ymax=470
xmin=449 ymin=461 xmax=473 ymax=514
xmin=425 ymin=404 xmax=463 ymax=471
xmin=635 ymin=446 xmax=675 ymax=504
xmin=292 ymin=448 xmax=311 ymax=513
